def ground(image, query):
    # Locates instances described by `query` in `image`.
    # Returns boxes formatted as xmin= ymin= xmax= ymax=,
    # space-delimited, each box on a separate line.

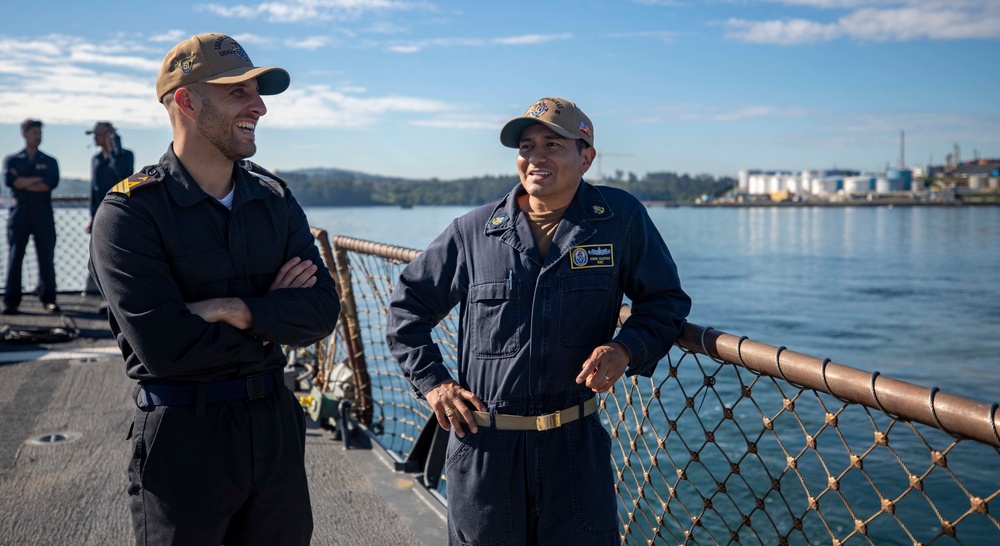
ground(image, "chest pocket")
xmin=558 ymin=273 xmax=617 ymax=350
xmin=469 ymin=280 xmax=525 ymax=359
xmin=246 ymin=244 xmax=284 ymax=276
xmin=171 ymin=250 xmax=235 ymax=300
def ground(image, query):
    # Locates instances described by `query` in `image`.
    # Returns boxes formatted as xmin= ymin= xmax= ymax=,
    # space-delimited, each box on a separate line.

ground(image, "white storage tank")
xmin=844 ymin=176 xmax=874 ymax=194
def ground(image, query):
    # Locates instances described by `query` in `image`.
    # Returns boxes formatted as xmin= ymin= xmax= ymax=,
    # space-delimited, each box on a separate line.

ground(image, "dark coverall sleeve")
xmin=386 ymin=221 xmax=468 ymax=398
xmin=42 ymin=156 xmax=59 ymax=190
xmin=3 ymin=156 xmax=15 ymax=188
xmin=613 ymin=204 xmax=692 ymax=377
xmin=109 ymin=149 xmax=135 ymax=182
xmin=242 ymin=187 xmax=341 ymax=348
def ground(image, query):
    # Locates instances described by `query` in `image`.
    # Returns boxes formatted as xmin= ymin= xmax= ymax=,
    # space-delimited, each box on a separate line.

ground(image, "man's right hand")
xmin=269 ymin=257 xmax=318 ymax=291
xmin=426 ymin=380 xmax=486 ymax=438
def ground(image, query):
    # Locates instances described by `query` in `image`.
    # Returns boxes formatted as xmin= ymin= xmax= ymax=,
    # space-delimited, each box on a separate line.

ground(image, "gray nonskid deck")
xmin=0 ymin=294 xmax=446 ymax=546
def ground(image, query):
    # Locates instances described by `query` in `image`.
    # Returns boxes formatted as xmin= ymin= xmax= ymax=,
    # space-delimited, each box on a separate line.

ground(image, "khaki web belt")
xmin=458 ymin=396 xmax=598 ymax=431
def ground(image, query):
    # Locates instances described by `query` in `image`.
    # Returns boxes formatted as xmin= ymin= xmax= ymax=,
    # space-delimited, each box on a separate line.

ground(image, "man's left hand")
xmin=269 ymin=257 xmax=318 ymax=291
xmin=576 ymin=342 xmax=631 ymax=393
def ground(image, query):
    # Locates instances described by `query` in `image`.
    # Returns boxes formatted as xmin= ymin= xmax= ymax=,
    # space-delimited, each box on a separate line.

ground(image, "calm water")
xmin=6 ymin=202 xmax=993 ymax=542
xmin=305 ymin=204 xmax=1000 ymax=403
xmin=308 ymin=203 xmax=1000 ymax=543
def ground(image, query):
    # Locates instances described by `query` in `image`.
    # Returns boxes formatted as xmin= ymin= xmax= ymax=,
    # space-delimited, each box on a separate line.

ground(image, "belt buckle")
xmin=246 ymin=374 xmax=266 ymax=400
xmin=536 ymin=411 xmax=561 ymax=431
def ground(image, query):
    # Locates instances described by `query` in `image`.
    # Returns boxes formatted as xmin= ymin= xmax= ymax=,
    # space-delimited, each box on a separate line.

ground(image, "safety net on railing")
xmin=304 ymin=233 xmax=999 ymax=545
xmin=0 ymin=198 xmax=92 ymax=294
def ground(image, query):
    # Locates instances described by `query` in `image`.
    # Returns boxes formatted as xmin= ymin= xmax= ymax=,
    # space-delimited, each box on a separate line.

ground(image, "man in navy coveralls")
xmin=2 ymin=118 xmax=60 ymax=314
xmin=387 ymin=97 xmax=691 ymax=545
xmin=84 ymin=121 xmax=134 ymax=234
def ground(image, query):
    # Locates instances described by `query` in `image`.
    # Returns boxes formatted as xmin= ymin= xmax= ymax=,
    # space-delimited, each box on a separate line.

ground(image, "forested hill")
xmin=275 ymin=168 xmax=735 ymax=207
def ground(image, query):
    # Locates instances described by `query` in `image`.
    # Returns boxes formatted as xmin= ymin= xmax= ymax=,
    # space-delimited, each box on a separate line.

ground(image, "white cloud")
xmin=726 ymin=0 xmax=1000 ymax=43
xmin=0 ymin=32 xmax=479 ymax=134
xmin=149 ymin=30 xmax=189 ymax=43
xmin=410 ymin=114 xmax=500 ymax=130
xmin=712 ymin=106 xmax=812 ymax=122
xmin=199 ymin=0 xmax=434 ymax=23
xmin=492 ymin=33 xmax=573 ymax=46
xmin=69 ymin=47 xmax=162 ymax=72
xmin=287 ymin=36 xmax=332 ymax=49
xmin=725 ymin=18 xmax=842 ymax=44
xmin=387 ymin=33 xmax=573 ymax=53
xmin=638 ymin=104 xmax=813 ymax=123
xmin=230 ymin=33 xmax=275 ymax=47
xmin=605 ymin=30 xmax=681 ymax=43
xmin=263 ymin=84 xmax=454 ymax=128
xmin=363 ymin=21 xmax=410 ymax=35
xmin=0 ymin=35 xmax=172 ymax=127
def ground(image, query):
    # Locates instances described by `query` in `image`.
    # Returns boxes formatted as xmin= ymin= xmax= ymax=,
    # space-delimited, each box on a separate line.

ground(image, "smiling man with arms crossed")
xmin=89 ymin=34 xmax=340 ymax=545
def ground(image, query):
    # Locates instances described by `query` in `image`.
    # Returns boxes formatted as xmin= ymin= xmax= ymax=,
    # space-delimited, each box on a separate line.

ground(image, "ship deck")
xmin=0 ymin=294 xmax=447 ymax=546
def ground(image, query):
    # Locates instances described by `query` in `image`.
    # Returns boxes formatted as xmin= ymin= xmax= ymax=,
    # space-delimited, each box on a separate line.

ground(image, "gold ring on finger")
xmin=444 ymin=408 xmax=455 ymax=417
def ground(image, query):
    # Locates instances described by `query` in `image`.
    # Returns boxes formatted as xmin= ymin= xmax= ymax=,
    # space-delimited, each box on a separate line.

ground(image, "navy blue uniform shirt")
xmin=388 ymin=181 xmax=691 ymax=411
xmin=89 ymin=145 xmax=340 ymax=383
xmin=3 ymin=149 xmax=59 ymax=202
xmin=90 ymin=146 xmax=134 ymax=217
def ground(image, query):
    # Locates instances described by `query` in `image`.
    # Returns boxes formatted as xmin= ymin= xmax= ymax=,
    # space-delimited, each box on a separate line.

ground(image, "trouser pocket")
xmin=446 ymin=429 xmax=513 ymax=546
xmin=567 ymin=415 xmax=618 ymax=534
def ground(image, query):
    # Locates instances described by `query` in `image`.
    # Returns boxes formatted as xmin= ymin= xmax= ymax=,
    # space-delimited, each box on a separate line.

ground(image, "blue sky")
xmin=1 ymin=0 xmax=997 ymax=182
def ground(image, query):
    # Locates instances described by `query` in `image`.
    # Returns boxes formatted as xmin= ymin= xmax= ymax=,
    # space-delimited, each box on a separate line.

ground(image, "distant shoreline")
xmin=5 ymin=196 xmax=998 ymax=208
xmin=683 ymin=200 xmax=1000 ymax=208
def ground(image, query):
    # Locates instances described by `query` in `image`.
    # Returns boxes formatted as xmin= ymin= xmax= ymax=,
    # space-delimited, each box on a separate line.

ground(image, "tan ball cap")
xmin=85 ymin=121 xmax=115 ymax=135
xmin=156 ymin=33 xmax=290 ymax=103
xmin=500 ymin=97 xmax=594 ymax=148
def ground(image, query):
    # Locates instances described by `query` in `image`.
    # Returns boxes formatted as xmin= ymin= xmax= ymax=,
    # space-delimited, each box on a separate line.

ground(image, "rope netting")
xmin=0 ymin=199 xmax=92 ymax=294
xmin=304 ymin=234 xmax=999 ymax=545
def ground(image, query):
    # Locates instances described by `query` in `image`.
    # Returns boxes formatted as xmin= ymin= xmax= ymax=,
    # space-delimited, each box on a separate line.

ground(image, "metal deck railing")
xmin=302 ymin=233 xmax=999 ymax=545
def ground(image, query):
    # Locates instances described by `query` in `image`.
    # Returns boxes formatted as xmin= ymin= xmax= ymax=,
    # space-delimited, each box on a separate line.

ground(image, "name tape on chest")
xmin=570 ymin=244 xmax=614 ymax=269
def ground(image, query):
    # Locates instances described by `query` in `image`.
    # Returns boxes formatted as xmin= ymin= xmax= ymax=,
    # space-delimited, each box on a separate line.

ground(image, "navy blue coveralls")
xmin=3 ymin=148 xmax=59 ymax=310
xmin=387 ymin=181 xmax=691 ymax=546
xmin=90 ymin=142 xmax=134 ymax=218
xmin=88 ymin=146 xmax=340 ymax=545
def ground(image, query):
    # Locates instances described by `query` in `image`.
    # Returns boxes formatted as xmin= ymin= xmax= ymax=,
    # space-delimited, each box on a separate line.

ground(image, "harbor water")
xmin=303 ymin=203 xmax=1000 ymax=403
xmin=304 ymin=203 xmax=1000 ymax=543
xmin=2 ymin=201 xmax=997 ymax=542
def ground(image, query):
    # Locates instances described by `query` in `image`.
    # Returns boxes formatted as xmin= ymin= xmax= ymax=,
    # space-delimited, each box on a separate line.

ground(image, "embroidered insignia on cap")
xmin=177 ymin=54 xmax=197 ymax=74
xmin=570 ymin=244 xmax=614 ymax=269
xmin=525 ymin=101 xmax=549 ymax=118
xmin=490 ymin=213 xmax=509 ymax=227
xmin=230 ymin=41 xmax=251 ymax=63
xmin=579 ymin=121 xmax=592 ymax=137
xmin=592 ymin=205 xmax=605 ymax=215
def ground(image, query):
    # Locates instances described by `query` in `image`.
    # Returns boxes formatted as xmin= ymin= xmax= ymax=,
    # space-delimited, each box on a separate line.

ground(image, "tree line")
xmin=276 ymin=169 xmax=736 ymax=207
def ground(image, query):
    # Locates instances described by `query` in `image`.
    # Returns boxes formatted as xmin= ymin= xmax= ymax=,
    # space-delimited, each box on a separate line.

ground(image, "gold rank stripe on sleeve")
xmin=109 ymin=175 xmax=150 ymax=197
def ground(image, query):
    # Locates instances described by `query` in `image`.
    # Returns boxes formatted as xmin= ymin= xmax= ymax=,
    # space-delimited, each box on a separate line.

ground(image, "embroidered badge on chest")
xmin=570 ymin=244 xmax=614 ymax=269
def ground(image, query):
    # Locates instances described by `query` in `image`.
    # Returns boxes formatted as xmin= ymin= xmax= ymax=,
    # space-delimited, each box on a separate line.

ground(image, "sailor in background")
xmin=82 ymin=121 xmax=134 ymax=297
xmin=84 ymin=121 xmax=134 ymax=234
xmin=388 ymin=97 xmax=691 ymax=545
xmin=2 ymin=118 xmax=60 ymax=315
